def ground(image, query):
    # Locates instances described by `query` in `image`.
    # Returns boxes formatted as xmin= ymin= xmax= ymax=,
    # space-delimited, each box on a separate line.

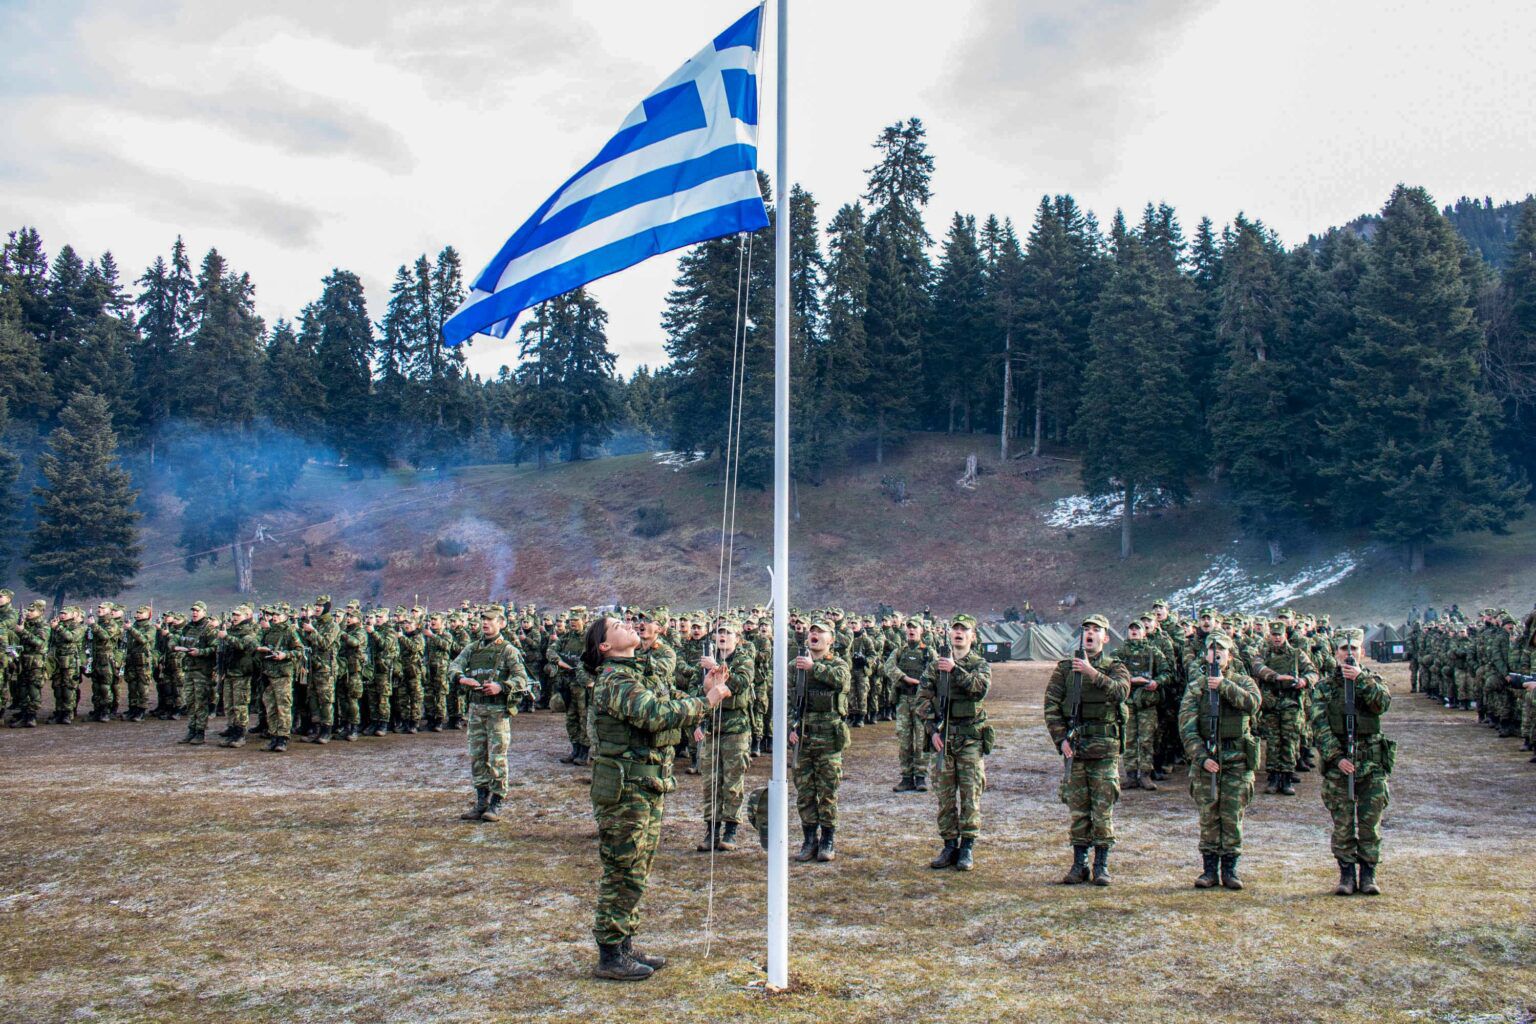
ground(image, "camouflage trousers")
xmin=52 ymin=661 xmax=82 ymax=717
xmin=226 ymin=674 xmax=252 ymax=731
xmin=263 ymin=675 xmax=294 ymax=740
xmin=394 ymin=670 xmax=423 ymax=726
xmin=591 ymin=769 xmax=665 ymax=945
xmin=1259 ymin=697 xmax=1302 ymax=772
xmin=794 ymin=729 xmax=844 ymax=828
xmin=125 ymin=664 xmax=152 ymax=712
xmin=1059 ymin=754 xmax=1120 ymax=848
xmin=367 ymin=668 xmax=393 ymax=727
xmin=850 ymin=670 xmax=869 ymax=720
xmin=467 ymin=703 xmax=512 ymax=797
xmin=425 ymin=662 xmax=448 ymax=722
xmin=445 ymin=666 xmax=465 ymax=721
xmin=308 ymin=663 xmax=335 ymax=730
xmin=1521 ymin=685 xmax=1536 ymax=741
xmin=336 ymin=670 xmax=363 ymax=727
xmin=90 ymin=662 xmax=118 ymax=716
xmin=16 ymin=663 xmax=44 ymax=714
xmin=1408 ymin=660 xmax=1420 ymax=692
xmin=185 ymin=667 xmax=214 ymax=732
xmin=1482 ymin=670 xmax=1511 ymax=722
xmin=934 ymin=736 xmax=985 ymax=841
xmin=1321 ymin=762 xmax=1389 ymax=864
xmin=1125 ymin=702 xmax=1159 ymax=773
xmin=699 ymin=729 xmax=751 ymax=824
xmin=751 ymin=678 xmax=769 ymax=742
xmin=566 ymin=680 xmax=591 ymax=746
xmin=163 ymin=660 xmax=185 ymax=712
xmin=1187 ymin=747 xmax=1255 ymax=855
xmin=895 ymin=693 xmax=930 ymax=778
xmin=1452 ymin=669 xmax=1472 ymax=704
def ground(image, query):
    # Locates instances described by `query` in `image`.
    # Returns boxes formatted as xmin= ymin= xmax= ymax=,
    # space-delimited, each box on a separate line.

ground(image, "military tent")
xmin=977 ymin=622 xmax=1126 ymax=662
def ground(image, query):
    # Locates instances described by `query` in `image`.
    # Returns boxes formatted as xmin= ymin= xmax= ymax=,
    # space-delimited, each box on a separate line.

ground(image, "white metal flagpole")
xmin=766 ymin=0 xmax=791 ymax=993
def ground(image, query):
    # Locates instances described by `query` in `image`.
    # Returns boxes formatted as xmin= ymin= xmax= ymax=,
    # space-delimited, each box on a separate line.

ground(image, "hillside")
xmin=8 ymin=434 xmax=1535 ymax=623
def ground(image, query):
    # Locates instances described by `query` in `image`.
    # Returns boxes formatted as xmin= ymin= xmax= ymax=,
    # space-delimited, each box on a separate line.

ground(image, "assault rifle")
xmin=1064 ymin=630 xmax=1083 ymax=784
xmin=1507 ymin=673 xmax=1536 ymax=688
xmin=1206 ymin=647 xmax=1222 ymax=801
xmin=933 ymin=643 xmax=953 ymax=770
xmin=1343 ymin=655 xmax=1358 ymax=802
xmin=790 ymin=644 xmax=810 ymax=769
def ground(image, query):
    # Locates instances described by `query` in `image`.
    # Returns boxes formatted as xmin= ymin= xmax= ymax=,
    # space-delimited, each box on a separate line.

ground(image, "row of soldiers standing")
xmin=1407 ymin=608 xmax=1536 ymax=759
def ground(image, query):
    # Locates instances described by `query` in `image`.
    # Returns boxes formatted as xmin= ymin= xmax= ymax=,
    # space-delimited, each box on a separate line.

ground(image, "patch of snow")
xmin=1045 ymin=489 xmax=1176 ymax=529
xmin=1165 ymin=551 xmax=1363 ymax=612
xmin=651 ymin=450 xmax=706 ymax=471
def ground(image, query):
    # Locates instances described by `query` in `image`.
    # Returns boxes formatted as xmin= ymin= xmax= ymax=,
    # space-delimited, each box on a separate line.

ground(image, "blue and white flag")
xmin=443 ymin=4 xmax=769 ymax=346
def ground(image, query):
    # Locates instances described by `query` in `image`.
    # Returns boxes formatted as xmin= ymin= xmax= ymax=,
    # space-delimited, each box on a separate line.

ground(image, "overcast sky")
xmin=3 ymin=0 xmax=1532 ymax=379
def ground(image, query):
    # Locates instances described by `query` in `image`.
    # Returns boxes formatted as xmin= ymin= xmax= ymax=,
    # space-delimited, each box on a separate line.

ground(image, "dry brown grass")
xmin=2 ymin=662 xmax=1534 ymax=1024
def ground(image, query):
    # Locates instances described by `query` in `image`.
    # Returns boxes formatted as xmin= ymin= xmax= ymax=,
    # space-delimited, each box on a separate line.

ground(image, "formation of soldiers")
xmin=1406 ymin=607 xmax=1536 ymax=759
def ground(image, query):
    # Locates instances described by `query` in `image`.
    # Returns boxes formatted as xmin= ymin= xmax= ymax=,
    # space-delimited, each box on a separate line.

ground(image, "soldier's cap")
xmin=1198 ymin=606 xmax=1217 ymax=618
xmin=1127 ymin=618 xmax=1145 ymax=630
xmin=231 ymin=604 xmax=253 ymax=618
xmin=1269 ymin=620 xmax=1287 ymax=633
xmin=410 ymin=606 xmax=424 ymax=616
xmin=569 ymin=605 xmax=588 ymax=616
xmin=949 ymin=614 xmax=978 ymax=631
xmin=714 ymin=618 xmax=742 ymax=634
xmin=807 ymin=618 xmax=834 ymax=633
xmin=135 ymin=605 xmax=153 ymax=616
xmin=316 ymin=595 xmax=331 ymax=607
xmin=27 ymin=599 xmax=47 ymax=613
xmin=1080 ymin=613 xmax=1110 ymax=631
xmin=1335 ymin=628 xmax=1365 ymax=648
xmin=906 ymin=616 xmax=926 ymax=629
xmin=191 ymin=601 xmax=208 ymax=612
xmin=0 ymin=588 xmax=12 ymax=600
xmin=480 ymin=607 xmax=505 ymax=620
xmin=1205 ymin=631 xmax=1235 ymax=651
xmin=345 ymin=598 xmax=361 ymax=609
xmin=1139 ymin=611 xmax=1155 ymax=621
xmin=1152 ymin=599 xmax=1168 ymax=609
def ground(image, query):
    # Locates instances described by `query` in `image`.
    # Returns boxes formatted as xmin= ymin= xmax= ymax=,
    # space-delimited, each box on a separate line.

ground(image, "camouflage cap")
xmin=1081 ymin=613 xmax=1110 ymax=631
xmin=232 ymin=604 xmax=253 ymax=618
xmin=1152 ymin=599 xmax=1168 ymax=609
xmin=1205 ymin=631 xmax=1235 ymax=651
xmin=27 ymin=599 xmax=47 ymax=613
xmin=1268 ymin=620 xmax=1287 ymax=633
xmin=316 ymin=595 xmax=332 ymax=606
xmin=0 ymin=588 xmax=12 ymax=600
xmin=1335 ymin=628 xmax=1365 ymax=648
xmin=569 ymin=605 xmax=589 ymax=616
xmin=135 ymin=605 xmax=153 ymax=616
xmin=906 ymin=616 xmax=926 ymax=629
xmin=951 ymin=614 xmax=978 ymax=630
xmin=807 ymin=618 xmax=834 ymax=633
xmin=1198 ymin=606 xmax=1217 ymax=618
xmin=714 ymin=618 xmax=742 ymax=634
xmin=191 ymin=601 xmax=208 ymax=612
xmin=480 ymin=606 xmax=505 ymax=620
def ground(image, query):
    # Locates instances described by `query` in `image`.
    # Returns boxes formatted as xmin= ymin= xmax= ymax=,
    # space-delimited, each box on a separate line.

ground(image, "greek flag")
xmin=443 ymin=4 xmax=769 ymax=346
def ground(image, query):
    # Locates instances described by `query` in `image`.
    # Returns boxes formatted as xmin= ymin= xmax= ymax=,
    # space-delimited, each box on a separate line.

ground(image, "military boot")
xmin=177 ymin=726 xmax=200 ymax=745
xmin=1278 ymin=771 xmax=1297 ymax=796
xmin=220 ymin=727 xmax=246 ymax=749
xmin=575 ymin=744 xmax=592 ymax=767
xmin=620 ymin=936 xmax=666 ymax=972
xmin=1127 ymin=770 xmax=1144 ymax=790
xmin=481 ymin=794 xmax=503 ymax=823
xmin=1357 ymin=862 xmax=1380 ymax=896
xmin=749 ymin=739 xmax=761 ymax=757
xmin=815 ymin=826 xmax=836 ymax=863
xmin=263 ymin=736 xmax=288 ymax=753
xmin=20 ymin=712 xmax=37 ymax=728
xmin=914 ymin=774 xmax=928 ymax=791
xmin=593 ymin=942 xmax=652 ymax=982
xmin=794 ymin=824 xmax=819 ymax=863
xmin=849 ymin=713 xmax=863 ymax=728
xmin=719 ymin=822 xmax=739 ymax=852
xmin=1062 ymin=845 xmax=1090 ymax=885
xmin=1091 ymin=846 xmax=1111 ymax=886
xmin=1141 ymin=772 xmax=1158 ymax=792
xmin=954 ymin=837 xmax=975 ymax=871
xmin=1220 ymin=854 xmax=1243 ymax=890
xmin=697 ymin=822 xmax=719 ymax=853
xmin=1264 ymin=770 xmax=1279 ymax=795
xmin=1195 ymin=853 xmax=1220 ymax=889
xmin=461 ymin=787 xmax=488 ymax=821
xmin=1334 ymin=860 xmax=1357 ymax=896
xmin=403 ymin=721 xmax=418 ymax=735
xmin=343 ymin=723 xmax=358 ymax=742
xmin=559 ymin=743 xmax=581 ymax=765
xmin=312 ymin=726 xmax=331 ymax=745
xmin=428 ymin=718 xmax=444 ymax=732
xmin=930 ymin=840 xmax=958 ymax=869
xmin=893 ymin=775 xmax=916 ymax=792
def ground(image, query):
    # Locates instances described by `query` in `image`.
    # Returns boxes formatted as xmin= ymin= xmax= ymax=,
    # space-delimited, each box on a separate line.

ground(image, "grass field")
xmin=2 ymin=661 xmax=1533 ymax=1024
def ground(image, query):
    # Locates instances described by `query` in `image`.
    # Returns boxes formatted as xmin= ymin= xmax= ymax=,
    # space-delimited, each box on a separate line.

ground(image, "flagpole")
xmin=766 ymin=0 xmax=791 ymax=993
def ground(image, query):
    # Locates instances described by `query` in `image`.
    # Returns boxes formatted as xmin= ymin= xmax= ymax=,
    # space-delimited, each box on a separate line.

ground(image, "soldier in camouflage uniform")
xmin=122 ymin=606 xmax=156 ymax=721
xmin=790 ymin=619 xmax=852 ymax=864
xmin=451 ymin=607 xmax=533 ymax=823
xmin=0 ymin=590 xmax=15 ymax=715
xmin=215 ymin=606 xmax=258 ymax=747
xmin=920 ymin=614 xmax=993 ymax=872
xmin=50 ymin=607 xmax=86 ymax=724
xmin=693 ymin=619 xmax=756 ymax=852
xmin=9 ymin=600 xmax=50 ymax=728
xmin=174 ymin=602 xmax=220 ymax=745
xmin=1045 ymin=614 xmax=1132 ymax=885
xmin=1114 ymin=618 xmax=1167 ymax=791
xmin=423 ymin=611 xmax=455 ymax=731
xmin=1180 ymin=630 xmax=1261 ymax=890
xmin=587 ymin=614 xmax=726 ymax=981
xmin=1250 ymin=619 xmax=1318 ymax=796
xmin=88 ymin=602 xmax=122 ymax=721
xmin=551 ymin=608 xmax=590 ymax=764
xmin=335 ymin=603 xmax=368 ymax=741
xmin=847 ymin=619 xmax=877 ymax=728
xmin=301 ymin=597 xmax=339 ymax=743
xmin=364 ymin=610 xmax=397 ymax=737
xmin=1312 ymin=629 xmax=1395 ymax=895
xmin=395 ymin=611 xmax=426 ymax=734
xmin=254 ymin=605 xmax=304 ymax=752
xmin=886 ymin=617 xmax=936 ymax=792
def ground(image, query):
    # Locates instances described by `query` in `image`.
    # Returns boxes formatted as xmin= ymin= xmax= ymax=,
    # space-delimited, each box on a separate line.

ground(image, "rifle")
xmin=1206 ymin=648 xmax=1221 ymax=801
xmin=1064 ymin=630 xmax=1083 ymax=784
xmin=790 ymin=644 xmax=810 ymax=769
xmin=1343 ymin=656 xmax=1357 ymax=802
xmin=933 ymin=642 xmax=953 ymax=770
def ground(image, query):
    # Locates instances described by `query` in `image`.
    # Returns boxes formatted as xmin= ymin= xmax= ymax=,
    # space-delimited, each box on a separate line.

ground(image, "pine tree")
xmin=1486 ymin=199 xmax=1536 ymax=484
xmin=0 ymin=398 xmax=20 ymax=580
xmin=1070 ymin=215 xmax=1198 ymax=558
xmin=132 ymin=238 xmax=196 ymax=454
xmin=181 ymin=249 xmax=265 ymax=425
xmin=375 ymin=263 xmax=422 ymax=460
xmin=862 ymin=118 xmax=933 ymax=462
xmin=1318 ymin=185 xmax=1524 ymax=571
xmin=515 ymin=288 xmax=621 ymax=463
xmin=306 ymin=269 xmax=375 ymax=468
xmin=981 ymin=215 xmax=1028 ymax=459
xmin=927 ymin=213 xmax=989 ymax=433
xmin=22 ymin=390 xmax=141 ymax=607
xmin=264 ymin=319 xmax=327 ymax=439
xmin=808 ymin=201 xmax=870 ymax=480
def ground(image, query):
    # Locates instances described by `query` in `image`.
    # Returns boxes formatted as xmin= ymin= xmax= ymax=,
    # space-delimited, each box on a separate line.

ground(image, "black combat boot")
xmin=849 ymin=713 xmax=863 ymax=728
xmin=893 ymin=775 xmax=916 ymax=792
xmin=1357 ymin=862 xmax=1380 ymax=896
xmin=426 ymin=717 xmax=442 ymax=732
xmin=403 ymin=721 xmax=418 ymax=735
xmin=1264 ymin=770 xmax=1279 ymax=795
xmin=263 ymin=736 xmax=288 ymax=753
xmin=697 ymin=822 xmax=719 ymax=853
xmin=914 ymin=774 xmax=928 ymax=792
xmin=1278 ymin=771 xmax=1297 ymax=796
xmin=178 ymin=726 xmax=200 ymax=745
xmin=461 ymin=787 xmax=488 ymax=821
xmin=1220 ymin=854 xmax=1243 ymax=890
xmin=750 ymin=739 xmax=761 ymax=757
xmin=128 ymin=708 xmax=146 ymax=722
xmin=312 ymin=725 xmax=331 ymax=745
xmin=20 ymin=712 xmax=37 ymax=728
xmin=576 ymin=744 xmax=592 ymax=767
xmin=559 ymin=743 xmax=580 ymax=765
xmin=1091 ymin=845 xmax=1111 ymax=886
xmin=815 ymin=826 xmax=836 ymax=862
xmin=1334 ymin=860 xmax=1357 ymax=896
xmin=719 ymin=822 xmax=739 ymax=852
xmin=620 ymin=936 xmax=666 ymax=971
xmin=1062 ymin=845 xmax=1090 ymax=885
xmin=1127 ymin=770 xmax=1143 ymax=791
xmin=593 ymin=942 xmax=652 ymax=981
xmin=795 ymin=824 xmax=819 ymax=863
xmin=1195 ymin=853 xmax=1220 ymax=889
xmin=220 ymin=727 xmax=246 ymax=749
xmin=954 ymin=837 xmax=974 ymax=871
xmin=342 ymin=723 xmax=358 ymax=742
xmin=930 ymin=840 xmax=958 ymax=869
xmin=686 ymin=749 xmax=699 ymax=775
xmin=481 ymin=794 xmax=503 ymax=823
